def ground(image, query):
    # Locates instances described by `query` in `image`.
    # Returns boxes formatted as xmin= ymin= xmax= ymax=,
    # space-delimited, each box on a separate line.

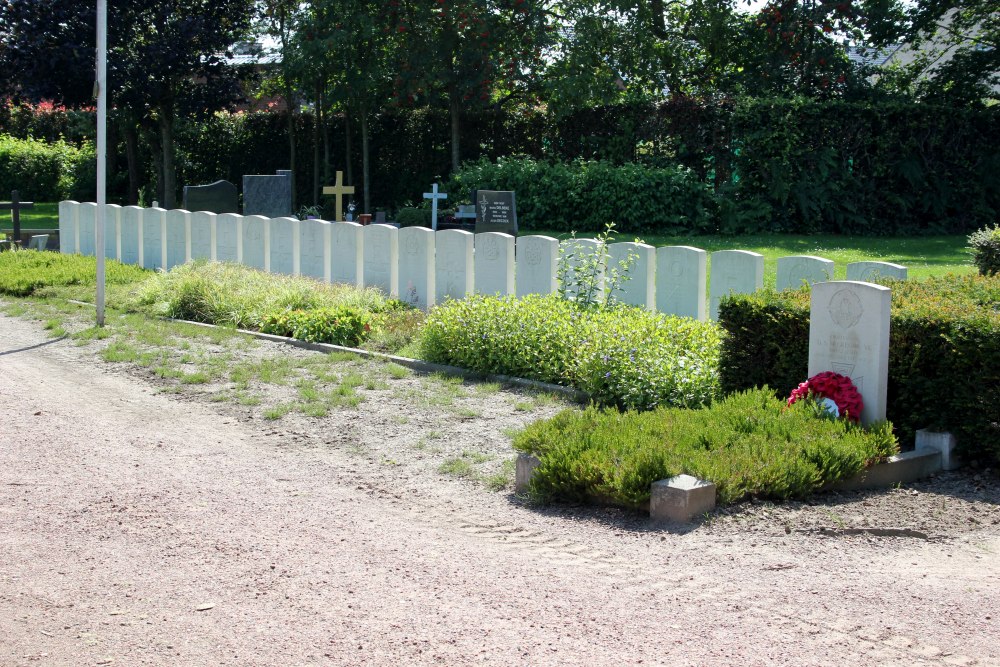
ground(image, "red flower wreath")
xmin=787 ymin=371 xmax=864 ymax=422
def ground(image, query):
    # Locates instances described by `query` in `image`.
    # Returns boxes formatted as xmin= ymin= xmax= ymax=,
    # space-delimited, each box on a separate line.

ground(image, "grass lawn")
xmin=531 ymin=230 xmax=976 ymax=284
xmin=0 ymin=201 xmax=59 ymax=230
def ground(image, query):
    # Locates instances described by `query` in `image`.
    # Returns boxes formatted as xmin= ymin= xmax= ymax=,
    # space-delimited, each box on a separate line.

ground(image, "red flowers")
xmin=787 ymin=371 xmax=864 ymax=422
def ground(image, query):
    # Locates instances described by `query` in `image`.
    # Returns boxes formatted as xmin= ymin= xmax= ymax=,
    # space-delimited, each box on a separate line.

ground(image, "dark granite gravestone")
xmin=243 ymin=171 xmax=293 ymax=218
xmin=182 ymin=180 xmax=238 ymax=214
xmin=475 ymin=190 xmax=518 ymax=235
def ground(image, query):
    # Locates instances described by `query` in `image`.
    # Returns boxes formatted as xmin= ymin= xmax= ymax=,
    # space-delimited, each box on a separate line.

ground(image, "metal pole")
xmin=95 ymin=0 xmax=107 ymax=326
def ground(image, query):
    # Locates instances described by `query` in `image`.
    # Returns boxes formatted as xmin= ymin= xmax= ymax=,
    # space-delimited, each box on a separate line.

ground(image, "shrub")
xmin=514 ymin=389 xmax=898 ymax=506
xmin=260 ymin=307 xmax=372 ymax=347
xmin=0 ymin=134 xmax=95 ymax=201
xmin=718 ymin=275 xmax=1000 ymax=464
xmin=419 ymin=294 xmax=720 ymax=410
xmin=0 ymin=248 xmax=147 ymax=297
xmin=969 ymin=224 xmax=1000 ymax=275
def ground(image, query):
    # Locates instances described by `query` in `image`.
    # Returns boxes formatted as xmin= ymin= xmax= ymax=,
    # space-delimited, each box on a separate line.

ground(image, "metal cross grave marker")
xmin=0 ymin=190 xmax=35 ymax=244
xmin=423 ymin=183 xmax=448 ymax=231
xmin=322 ymin=171 xmax=355 ymax=222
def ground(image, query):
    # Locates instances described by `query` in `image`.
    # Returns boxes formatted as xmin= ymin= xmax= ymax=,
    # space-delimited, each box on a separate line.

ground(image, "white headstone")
xmin=656 ymin=246 xmax=707 ymax=320
xmin=515 ymin=235 xmax=558 ymax=298
xmin=475 ymin=232 xmax=515 ymax=296
xmin=215 ymin=213 xmax=241 ymax=263
xmin=331 ymin=221 xmax=364 ymax=287
xmin=808 ymin=281 xmax=891 ymax=425
xmin=120 ymin=206 xmax=142 ymax=265
xmin=560 ymin=238 xmax=604 ymax=303
xmin=241 ymin=215 xmax=269 ymax=271
xmin=363 ymin=224 xmax=399 ymax=297
xmin=269 ymin=217 xmax=298 ymax=276
xmin=607 ymin=241 xmax=655 ymax=310
xmin=141 ymin=207 xmax=166 ymax=270
xmin=846 ymin=261 xmax=907 ymax=282
xmin=776 ymin=255 xmax=835 ymax=291
xmin=165 ymin=209 xmax=189 ymax=269
xmin=299 ymin=219 xmax=329 ymax=281
xmin=189 ymin=210 xmax=214 ymax=261
xmin=78 ymin=202 xmax=97 ymax=256
xmin=709 ymin=250 xmax=764 ymax=320
xmin=103 ymin=204 xmax=120 ymax=259
xmin=58 ymin=200 xmax=79 ymax=254
xmin=436 ymin=229 xmax=474 ymax=303
xmin=398 ymin=226 xmax=435 ymax=309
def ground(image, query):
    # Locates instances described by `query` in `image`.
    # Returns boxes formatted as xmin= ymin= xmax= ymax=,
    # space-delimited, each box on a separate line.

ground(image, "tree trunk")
xmin=361 ymin=109 xmax=371 ymax=213
xmin=123 ymin=120 xmax=141 ymax=206
xmin=313 ymin=80 xmax=322 ymax=205
xmin=285 ymin=92 xmax=297 ymax=210
xmin=450 ymin=94 xmax=461 ymax=172
xmin=322 ymin=95 xmax=330 ymax=185
xmin=344 ymin=113 xmax=353 ymax=185
xmin=159 ymin=102 xmax=176 ymax=209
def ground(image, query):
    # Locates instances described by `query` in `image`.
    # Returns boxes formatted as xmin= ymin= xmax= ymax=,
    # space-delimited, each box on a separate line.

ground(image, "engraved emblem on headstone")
xmin=482 ymin=236 xmax=500 ymax=261
xmin=525 ymin=244 xmax=542 ymax=266
xmin=829 ymin=289 xmax=864 ymax=329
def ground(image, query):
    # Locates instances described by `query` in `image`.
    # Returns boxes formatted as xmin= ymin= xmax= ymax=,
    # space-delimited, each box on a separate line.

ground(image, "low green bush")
xmin=969 ymin=224 xmax=1000 ymax=276
xmin=419 ymin=294 xmax=720 ymax=409
xmin=0 ymin=249 xmax=147 ymax=296
xmin=260 ymin=307 xmax=373 ymax=347
xmin=515 ymin=389 xmax=898 ymax=506
xmin=0 ymin=134 xmax=95 ymax=201
xmin=718 ymin=274 xmax=1000 ymax=464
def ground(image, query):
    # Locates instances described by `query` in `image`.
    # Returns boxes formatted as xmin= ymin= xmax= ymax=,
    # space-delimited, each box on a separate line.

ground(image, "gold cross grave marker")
xmin=322 ymin=171 xmax=355 ymax=222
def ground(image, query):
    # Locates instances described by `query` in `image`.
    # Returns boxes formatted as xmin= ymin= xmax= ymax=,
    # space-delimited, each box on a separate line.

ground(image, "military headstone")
xmin=608 ymin=241 xmax=655 ymax=310
xmin=560 ymin=238 xmax=604 ymax=303
xmin=475 ymin=232 xmax=515 ymax=296
xmin=189 ymin=211 xmax=214 ymax=261
xmin=120 ymin=206 xmax=142 ymax=265
xmin=165 ymin=209 xmax=189 ymax=269
xmin=656 ymin=246 xmax=707 ymax=320
xmin=141 ymin=207 xmax=166 ymax=270
xmin=436 ymin=229 xmax=474 ymax=303
xmin=808 ymin=281 xmax=891 ymax=424
xmin=58 ymin=200 xmax=79 ymax=254
xmin=363 ymin=224 xmax=399 ymax=297
xmin=475 ymin=190 xmax=518 ymax=235
xmin=331 ymin=221 xmax=364 ymax=286
xmin=78 ymin=202 xmax=97 ymax=257
xmin=776 ymin=255 xmax=835 ymax=291
xmin=269 ymin=217 xmax=298 ymax=275
xmin=299 ymin=219 xmax=329 ymax=281
xmin=241 ymin=215 xmax=269 ymax=271
xmin=216 ymin=213 xmax=241 ymax=263
xmin=182 ymin=179 xmax=238 ymax=214
xmin=709 ymin=250 xmax=764 ymax=320
xmin=846 ymin=261 xmax=907 ymax=282
xmin=515 ymin=235 xmax=558 ymax=298
xmin=243 ymin=171 xmax=293 ymax=218
xmin=103 ymin=204 xmax=120 ymax=260
xmin=398 ymin=226 xmax=435 ymax=309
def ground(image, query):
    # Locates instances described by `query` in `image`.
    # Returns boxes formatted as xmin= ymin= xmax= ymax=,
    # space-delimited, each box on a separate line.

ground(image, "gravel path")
xmin=1 ymin=307 xmax=998 ymax=666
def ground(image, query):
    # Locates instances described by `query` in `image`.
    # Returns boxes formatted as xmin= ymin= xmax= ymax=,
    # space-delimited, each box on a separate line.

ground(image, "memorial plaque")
xmin=182 ymin=179 xmax=238 ymax=214
xmin=475 ymin=190 xmax=518 ymax=235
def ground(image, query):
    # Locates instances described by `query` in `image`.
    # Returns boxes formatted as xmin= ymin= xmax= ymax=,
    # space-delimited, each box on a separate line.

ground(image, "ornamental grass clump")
xmin=514 ymin=388 xmax=898 ymax=506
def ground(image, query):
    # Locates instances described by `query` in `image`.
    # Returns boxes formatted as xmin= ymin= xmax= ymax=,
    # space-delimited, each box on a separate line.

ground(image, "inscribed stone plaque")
xmin=608 ymin=242 xmax=655 ymax=310
xmin=120 ymin=206 xmax=142 ymax=265
xmin=189 ymin=211 xmax=214 ymax=261
xmin=398 ymin=226 xmax=435 ymax=309
xmin=243 ymin=173 xmax=292 ymax=218
xmin=515 ymin=235 xmax=558 ymax=298
xmin=435 ymin=229 xmax=474 ymax=304
xmin=103 ymin=204 xmax=120 ymax=259
xmin=269 ymin=217 xmax=297 ymax=276
xmin=78 ymin=202 xmax=96 ymax=256
xmin=331 ymin=221 xmax=364 ymax=287
xmin=299 ymin=219 xmax=329 ymax=281
xmin=709 ymin=250 xmax=764 ymax=320
xmin=475 ymin=232 xmax=515 ymax=296
xmin=846 ymin=261 xmax=907 ymax=282
xmin=808 ymin=281 xmax=891 ymax=425
xmin=776 ymin=255 xmax=835 ymax=291
xmin=241 ymin=215 xmax=269 ymax=271
xmin=560 ymin=238 xmax=604 ymax=303
xmin=141 ymin=207 xmax=166 ymax=270
xmin=363 ymin=224 xmax=399 ymax=297
xmin=475 ymin=190 xmax=518 ymax=235
xmin=58 ymin=200 xmax=78 ymax=254
xmin=182 ymin=179 xmax=238 ymax=214
xmin=216 ymin=213 xmax=241 ymax=263
xmin=656 ymin=246 xmax=706 ymax=320
xmin=165 ymin=209 xmax=189 ymax=269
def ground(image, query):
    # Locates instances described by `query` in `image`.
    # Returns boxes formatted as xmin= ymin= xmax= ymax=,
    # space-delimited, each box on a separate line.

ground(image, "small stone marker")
xmin=182 ymin=179 xmax=238 ymax=214
xmin=423 ymin=183 xmax=448 ymax=232
xmin=776 ymin=255 xmax=835 ymax=291
xmin=474 ymin=232 xmax=515 ymax=296
xmin=607 ymin=242 xmax=655 ymax=310
xmin=846 ymin=261 xmax=907 ymax=282
xmin=808 ymin=281 xmax=891 ymax=425
xmin=215 ymin=213 xmax=241 ymax=263
xmin=515 ymin=235 xmax=559 ymax=298
xmin=649 ymin=475 xmax=716 ymax=523
xmin=475 ymin=190 xmax=518 ymax=235
xmin=27 ymin=234 xmax=48 ymax=250
xmin=656 ymin=246 xmax=707 ymax=320
xmin=1 ymin=190 xmax=34 ymax=242
xmin=243 ymin=171 xmax=293 ymax=218
xmin=363 ymin=224 xmax=399 ymax=296
xmin=709 ymin=250 xmax=764 ymax=320
xmin=398 ymin=226 xmax=435 ymax=309
xmin=331 ymin=221 xmax=364 ymax=286
xmin=435 ymin=229 xmax=474 ymax=303
xmin=322 ymin=171 xmax=355 ymax=222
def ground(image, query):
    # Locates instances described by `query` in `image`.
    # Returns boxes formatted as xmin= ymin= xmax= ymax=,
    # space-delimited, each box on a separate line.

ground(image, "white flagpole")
xmin=95 ymin=0 xmax=107 ymax=326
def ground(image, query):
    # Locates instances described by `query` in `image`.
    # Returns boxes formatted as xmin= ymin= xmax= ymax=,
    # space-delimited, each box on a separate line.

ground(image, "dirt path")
xmin=1 ymin=310 xmax=998 ymax=666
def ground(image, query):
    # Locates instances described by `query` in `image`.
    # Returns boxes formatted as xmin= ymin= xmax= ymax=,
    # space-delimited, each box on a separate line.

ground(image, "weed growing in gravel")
xmin=439 ymin=457 xmax=476 ymax=479
xmin=264 ymin=403 xmax=294 ymax=420
xmin=385 ymin=363 xmax=411 ymax=379
xmin=484 ymin=459 xmax=517 ymax=492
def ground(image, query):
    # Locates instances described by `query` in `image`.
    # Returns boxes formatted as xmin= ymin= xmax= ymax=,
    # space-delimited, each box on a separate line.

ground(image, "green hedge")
xmin=0 ymin=134 xmax=95 ymax=201
xmin=514 ymin=389 xmax=898 ymax=506
xmin=419 ymin=294 xmax=720 ymax=410
xmin=718 ymin=275 xmax=1000 ymax=464
xmin=969 ymin=225 xmax=1000 ymax=275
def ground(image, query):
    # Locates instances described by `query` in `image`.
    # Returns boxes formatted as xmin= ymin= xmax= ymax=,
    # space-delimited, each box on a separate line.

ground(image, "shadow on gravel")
xmin=0 ymin=335 xmax=67 ymax=357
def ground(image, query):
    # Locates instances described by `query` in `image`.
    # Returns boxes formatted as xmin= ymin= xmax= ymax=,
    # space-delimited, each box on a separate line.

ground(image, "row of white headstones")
xmin=58 ymin=201 xmax=909 ymax=325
